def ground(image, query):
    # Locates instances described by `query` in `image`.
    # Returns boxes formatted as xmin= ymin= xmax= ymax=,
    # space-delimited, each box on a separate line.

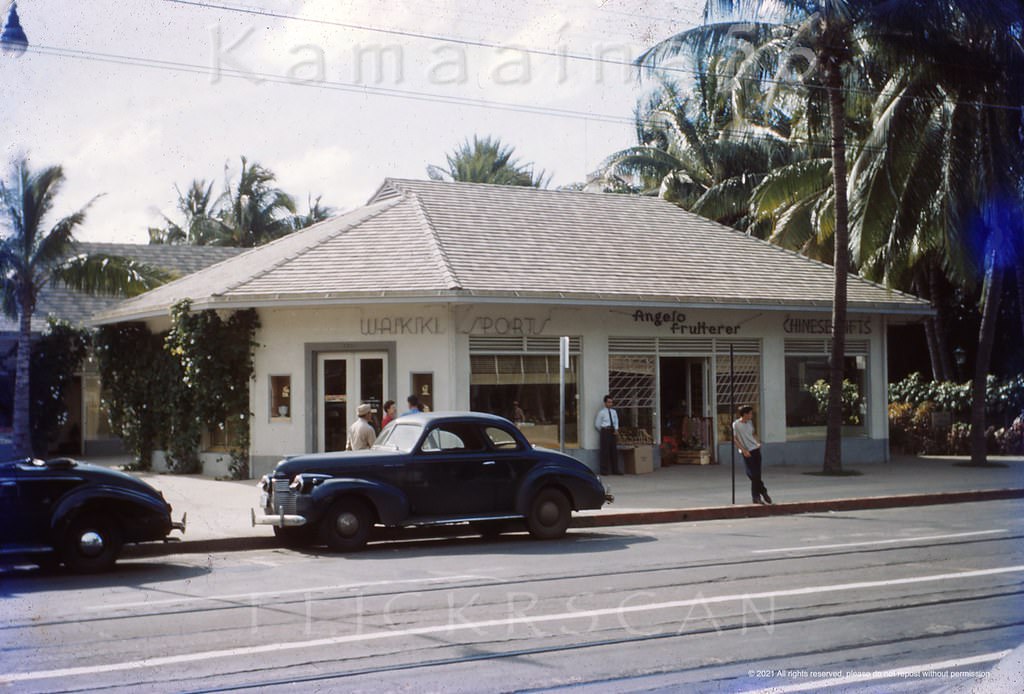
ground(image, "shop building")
xmin=94 ymin=179 xmax=931 ymax=477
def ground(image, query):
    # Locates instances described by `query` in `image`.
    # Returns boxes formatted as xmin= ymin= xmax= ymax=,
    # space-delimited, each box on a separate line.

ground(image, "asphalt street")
xmin=3 ymin=498 xmax=1022 ymax=693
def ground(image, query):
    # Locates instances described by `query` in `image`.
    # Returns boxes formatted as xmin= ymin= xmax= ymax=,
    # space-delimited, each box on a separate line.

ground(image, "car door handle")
xmin=482 ymin=461 xmax=496 ymax=466
xmin=0 ymin=481 xmax=15 ymax=488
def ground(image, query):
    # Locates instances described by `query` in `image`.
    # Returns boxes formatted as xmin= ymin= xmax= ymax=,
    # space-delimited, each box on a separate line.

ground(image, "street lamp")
xmin=1 ymin=2 xmax=28 ymax=57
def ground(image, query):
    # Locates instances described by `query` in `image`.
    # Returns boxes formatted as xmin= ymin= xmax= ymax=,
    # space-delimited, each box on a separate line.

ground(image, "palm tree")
xmin=292 ymin=194 xmax=335 ymax=231
xmin=593 ymin=75 xmax=800 ymax=238
xmin=848 ymin=12 xmax=1024 ymax=464
xmin=636 ymin=0 xmax=1016 ymax=472
xmin=149 ymin=179 xmax=220 ymax=245
xmin=213 ymin=157 xmax=297 ymax=247
xmin=0 ymin=158 xmax=168 ymax=455
xmin=428 ymin=136 xmax=550 ymax=188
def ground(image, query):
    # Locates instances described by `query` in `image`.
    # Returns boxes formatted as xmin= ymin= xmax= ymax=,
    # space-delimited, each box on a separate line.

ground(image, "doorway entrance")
xmin=317 ymin=352 xmax=387 ymax=452
xmin=659 ymin=357 xmax=713 ymax=463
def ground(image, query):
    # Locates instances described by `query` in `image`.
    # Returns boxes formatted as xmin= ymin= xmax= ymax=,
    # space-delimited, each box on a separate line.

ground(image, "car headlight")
xmin=289 ymin=473 xmax=331 ymax=494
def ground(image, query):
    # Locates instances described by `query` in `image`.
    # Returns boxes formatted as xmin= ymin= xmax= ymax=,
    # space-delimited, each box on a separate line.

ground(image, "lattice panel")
xmin=715 ymin=354 xmax=760 ymax=410
xmin=608 ymin=355 xmax=656 ymax=408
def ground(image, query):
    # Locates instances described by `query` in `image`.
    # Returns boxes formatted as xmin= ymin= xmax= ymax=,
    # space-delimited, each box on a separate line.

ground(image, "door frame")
xmin=305 ymin=342 xmax=396 ymax=453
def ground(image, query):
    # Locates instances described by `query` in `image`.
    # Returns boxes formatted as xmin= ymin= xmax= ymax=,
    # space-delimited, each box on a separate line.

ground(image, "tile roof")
xmin=1 ymin=243 xmax=245 ymax=333
xmin=93 ymin=179 xmax=931 ymax=324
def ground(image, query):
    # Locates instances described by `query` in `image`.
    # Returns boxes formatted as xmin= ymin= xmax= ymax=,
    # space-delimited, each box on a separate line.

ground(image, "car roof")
xmin=396 ymin=411 xmax=512 ymax=426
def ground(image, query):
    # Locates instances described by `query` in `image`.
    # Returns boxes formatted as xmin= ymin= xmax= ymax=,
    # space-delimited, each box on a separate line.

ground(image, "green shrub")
xmin=888 ymin=373 xmax=1024 ymax=455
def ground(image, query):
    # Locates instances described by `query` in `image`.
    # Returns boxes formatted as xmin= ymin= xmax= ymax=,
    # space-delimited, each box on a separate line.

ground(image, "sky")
xmin=2 ymin=0 xmax=705 ymax=244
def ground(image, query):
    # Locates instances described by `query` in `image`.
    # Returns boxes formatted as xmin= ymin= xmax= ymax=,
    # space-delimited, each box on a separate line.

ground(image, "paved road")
xmin=3 ymin=499 xmax=1022 ymax=693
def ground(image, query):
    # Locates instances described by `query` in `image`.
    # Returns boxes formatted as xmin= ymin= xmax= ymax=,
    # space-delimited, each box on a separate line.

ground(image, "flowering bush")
xmin=888 ymin=374 xmax=1024 ymax=455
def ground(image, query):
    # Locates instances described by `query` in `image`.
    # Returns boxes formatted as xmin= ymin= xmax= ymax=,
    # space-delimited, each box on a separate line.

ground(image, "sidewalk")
xmin=82 ymin=453 xmax=1024 ymax=548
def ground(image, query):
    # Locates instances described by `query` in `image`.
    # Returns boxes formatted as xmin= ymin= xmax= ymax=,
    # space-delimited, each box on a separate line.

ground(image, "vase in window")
xmin=278 ymin=405 xmax=289 ymax=417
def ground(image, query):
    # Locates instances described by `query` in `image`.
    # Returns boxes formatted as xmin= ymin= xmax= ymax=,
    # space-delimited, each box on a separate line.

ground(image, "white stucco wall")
xmin=245 ymin=302 xmax=892 ymax=475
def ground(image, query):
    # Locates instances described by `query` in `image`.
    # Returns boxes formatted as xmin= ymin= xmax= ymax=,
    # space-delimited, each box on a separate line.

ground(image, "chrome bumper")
xmin=251 ymin=507 xmax=307 ymax=528
xmin=171 ymin=512 xmax=187 ymax=533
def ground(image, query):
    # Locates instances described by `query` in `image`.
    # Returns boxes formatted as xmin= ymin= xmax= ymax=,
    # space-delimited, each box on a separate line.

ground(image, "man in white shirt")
xmin=347 ymin=403 xmax=376 ymax=451
xmin=733 ymin=405 xmax=772 ymax=504
xmin=594 ymin=394 xmax=622 ymax=475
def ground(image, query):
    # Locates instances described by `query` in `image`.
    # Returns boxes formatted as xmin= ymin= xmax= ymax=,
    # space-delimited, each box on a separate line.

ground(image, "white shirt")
xmin=594 ymin=406 xmax=619 ymax=432
xmin=732 ymin=417 xmax=760 ymax=453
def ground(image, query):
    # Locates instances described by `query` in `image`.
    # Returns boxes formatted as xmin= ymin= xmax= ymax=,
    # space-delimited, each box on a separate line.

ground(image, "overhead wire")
xmin=161 ymin=0 xmax=1024 ymax=113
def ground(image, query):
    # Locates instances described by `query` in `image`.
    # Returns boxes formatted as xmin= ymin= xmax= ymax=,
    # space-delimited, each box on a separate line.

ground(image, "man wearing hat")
xmin=347 ymin=403 xmax=376 ymax=451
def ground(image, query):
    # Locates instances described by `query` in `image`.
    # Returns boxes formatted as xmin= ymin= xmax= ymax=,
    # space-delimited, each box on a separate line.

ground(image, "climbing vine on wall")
xmin=94 ymin=323 xmax=177 ymax=471
xmin=166 ymin=300 xmax=260 ymax=477
xmin=95 ymin=302 xmax=260 ymax=477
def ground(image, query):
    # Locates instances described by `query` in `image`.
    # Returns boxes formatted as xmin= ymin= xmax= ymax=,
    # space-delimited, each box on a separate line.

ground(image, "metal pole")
xmin=559 ymin=336 xmax=568 ymax=453
xmin=730 ymin=344 xmax=735 ymax=505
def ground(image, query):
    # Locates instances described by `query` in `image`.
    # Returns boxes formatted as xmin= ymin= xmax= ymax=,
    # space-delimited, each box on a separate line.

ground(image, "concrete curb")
xmin=121 ymin=487 xmax=1024 ymax=559
xmin=570 ymin=488 xmax=1024 ymax=528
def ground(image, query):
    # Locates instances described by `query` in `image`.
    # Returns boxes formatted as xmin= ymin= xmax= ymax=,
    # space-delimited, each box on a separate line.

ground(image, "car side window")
xmin=420 ymin=423 xmax=486 ymax=453
xmin=485 ymin=426 xmax=521 ymax=451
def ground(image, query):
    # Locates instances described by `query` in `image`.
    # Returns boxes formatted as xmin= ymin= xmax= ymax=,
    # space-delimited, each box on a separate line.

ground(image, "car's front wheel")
xmin=526 ymin=487 xmax=571 ymax=540
xmin=320 ymin=497 xmax=372 ymax=552
xmin=61 ymin=513 xmax=123 ymax=573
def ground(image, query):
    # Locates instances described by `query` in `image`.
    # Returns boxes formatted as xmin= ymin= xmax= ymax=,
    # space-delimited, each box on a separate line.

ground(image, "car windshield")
xmin=373 ymin=421 xmax=422 ymax=452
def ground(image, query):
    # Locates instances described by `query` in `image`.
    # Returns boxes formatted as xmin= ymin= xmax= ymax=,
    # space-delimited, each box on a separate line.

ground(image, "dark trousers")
xmin=599 ymin=428 xmax=621 ymax=475
xmin=744 ymin=448 xmax=768 ymax=502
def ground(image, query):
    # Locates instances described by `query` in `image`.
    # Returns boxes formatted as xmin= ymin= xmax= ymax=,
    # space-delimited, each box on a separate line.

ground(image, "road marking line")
xmin=753 ymin=529 xmax=1009 ymax=554
xmin=85 ymin=575 xmax=494 ymax=611
xmin=7 ymin=564 xmax=1024 ymax=684
xmin=743 ymin=650 xmax=1011 ymax=693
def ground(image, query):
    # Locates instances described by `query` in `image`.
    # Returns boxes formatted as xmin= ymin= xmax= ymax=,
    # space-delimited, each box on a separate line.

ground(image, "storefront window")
xmin=609 ymin=355 xmax=655 ymax=445
xmin=785 ymin=354 xmax=867 ymax=438
xmin=715 ymin=353 xmax=761 ymax=442
xmin=470 ymin=353 xmax=578 ymax=448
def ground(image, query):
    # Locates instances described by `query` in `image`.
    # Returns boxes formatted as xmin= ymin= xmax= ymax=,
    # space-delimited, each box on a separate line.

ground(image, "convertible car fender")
xmin=50 ymin=484 xmax=172 ymax=541
xmin=515 ymin=463 xmax=605 ymax=516
xmin=309 ymin=478 xmax=409 ymax=526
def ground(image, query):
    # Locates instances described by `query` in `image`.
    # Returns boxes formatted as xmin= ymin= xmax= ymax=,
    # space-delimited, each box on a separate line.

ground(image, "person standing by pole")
xmin=595 ymin=394 xmax=622 ymax=475
xmin=733 ymin=405 xmax=772 ymax=504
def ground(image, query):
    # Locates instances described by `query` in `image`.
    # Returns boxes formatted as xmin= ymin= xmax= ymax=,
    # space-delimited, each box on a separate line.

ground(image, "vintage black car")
xmin=0 ymin=457 xmax=186 ymax=572
xmin=254 ymin=412 xmax=612 ymax=551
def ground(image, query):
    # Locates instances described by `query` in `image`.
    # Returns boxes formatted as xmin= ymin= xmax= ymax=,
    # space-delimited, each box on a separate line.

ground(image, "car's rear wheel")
xmin=526 ymin=487 xmax=571 ymax=540
xmin=320 ymin=497 xmax=372 ymax=552
xmin=273 ymin=525 xmax=317 ymax=548
xmin=61 ymin=513 xmax=123 ymax=573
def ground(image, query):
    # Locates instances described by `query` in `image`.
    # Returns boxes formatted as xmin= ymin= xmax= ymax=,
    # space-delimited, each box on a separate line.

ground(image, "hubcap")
xmin=335 ymin=511 xmax=359 ymax=537
xmin=538 ymin=500 xmax=559 ymax=526
xmin=79 ymin=531 xmax=105 ymax=557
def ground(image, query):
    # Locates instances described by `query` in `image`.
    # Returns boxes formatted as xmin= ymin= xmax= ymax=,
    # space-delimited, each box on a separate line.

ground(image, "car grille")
xmin=271 ymin=479 xmax=298 ymax=515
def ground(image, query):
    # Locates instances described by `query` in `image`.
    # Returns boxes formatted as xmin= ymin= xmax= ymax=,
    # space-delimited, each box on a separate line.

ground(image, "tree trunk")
xmin=12 ymin=302 xmax=33 ymax=457
xmin=1016 ymin=260 xmax=1024 ymax=345
xmin=969 ymin=253 xmax=1003 ymax=466
xmin=823 ymin=58 xmax=849 ymax=474
xmin=929 ymin=264 xmax=955 ymax=381
xmin=922 ymin=317 xmax=943 ymax=381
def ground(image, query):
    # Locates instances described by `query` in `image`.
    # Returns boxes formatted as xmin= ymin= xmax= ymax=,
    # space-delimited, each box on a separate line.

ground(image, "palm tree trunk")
xmin=929 ymin=264 xmax=956 ymax=381
xmin=823 ymin=57 xmax=849 ymax=474
xmin=922 ymin=317 xmax=943 ymax=381
xmin=1016 ymin=261 xmax=1024 ymax=345
xmin=12 ymin=304 xmax=33 ymax=457
xmin=969 ymin=252 xmax=1003 ymax=466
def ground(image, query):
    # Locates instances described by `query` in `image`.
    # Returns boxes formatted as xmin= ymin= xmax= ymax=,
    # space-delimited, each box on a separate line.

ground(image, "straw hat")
xmin=357 ymin=403 xmax=372 ymax=417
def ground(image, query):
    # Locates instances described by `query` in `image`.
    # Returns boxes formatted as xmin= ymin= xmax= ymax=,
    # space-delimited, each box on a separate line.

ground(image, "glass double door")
xmin=318 ymin=352 xmax=387 ymax=452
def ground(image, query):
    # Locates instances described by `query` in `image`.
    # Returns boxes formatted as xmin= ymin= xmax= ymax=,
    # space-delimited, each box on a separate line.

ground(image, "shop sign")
xmin=783 ymin=316 xmax=872 ymax=335
xmin=466 ymin=316 xmax=549 ymax=335
xmin=631 ymin=310 xmax=740 ymax=335
xmin=360 ymin=317 xmax=443 ymax=335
